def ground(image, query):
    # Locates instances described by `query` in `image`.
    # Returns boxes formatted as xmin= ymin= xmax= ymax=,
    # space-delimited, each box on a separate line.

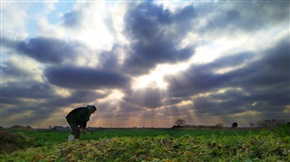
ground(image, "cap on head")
xmin=87 ymin=105 xmax=97 ymax=112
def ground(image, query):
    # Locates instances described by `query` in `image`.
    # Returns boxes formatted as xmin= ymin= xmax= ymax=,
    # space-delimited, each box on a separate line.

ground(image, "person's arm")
xmin=78 ymin=109 xmax=90 ymax=129
xmin=80 ymin=122 xmax=87 ymax=129
xmin=79 ymin=125 xmax=86 ymax=135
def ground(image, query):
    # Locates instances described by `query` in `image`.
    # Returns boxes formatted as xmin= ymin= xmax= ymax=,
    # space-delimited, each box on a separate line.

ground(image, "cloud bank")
xmin=1 ymin=1 xmax=289 ymax=128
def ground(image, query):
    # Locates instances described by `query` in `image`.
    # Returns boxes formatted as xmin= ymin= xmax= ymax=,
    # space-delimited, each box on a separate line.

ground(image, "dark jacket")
xmin=66 ymin=107 xmax=91 ymax=128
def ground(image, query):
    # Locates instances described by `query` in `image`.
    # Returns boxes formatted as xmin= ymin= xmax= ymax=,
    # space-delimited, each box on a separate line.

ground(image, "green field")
xmin=1 ymin=127 xmax=289 ymax=161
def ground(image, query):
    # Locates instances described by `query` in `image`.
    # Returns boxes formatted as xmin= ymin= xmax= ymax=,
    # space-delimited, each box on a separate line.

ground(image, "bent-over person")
xmin=66 ymin=105 xmax=97 ymax=142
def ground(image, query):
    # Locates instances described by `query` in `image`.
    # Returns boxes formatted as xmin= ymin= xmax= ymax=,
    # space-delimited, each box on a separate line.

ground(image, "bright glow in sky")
xmin=1 ymin=0 xmax=289 ymax=128
xmin=132 ymin=63 xmax=189 ymax=90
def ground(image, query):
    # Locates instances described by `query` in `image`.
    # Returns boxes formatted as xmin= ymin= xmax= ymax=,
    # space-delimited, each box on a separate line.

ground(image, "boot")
xmin=68 ymin=134 xmax=75 ymax=142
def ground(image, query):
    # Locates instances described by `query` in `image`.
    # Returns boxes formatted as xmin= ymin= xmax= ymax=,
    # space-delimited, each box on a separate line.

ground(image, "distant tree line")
xmin=2 ymin=125 xmax=33 ymax=130
xmin=173 ymin=118 xmax=289 ymax=129
xmin=249 ymin=119 xmax=289 ymax=128
xmin=1 ymin=119 xmax=289 ymax=130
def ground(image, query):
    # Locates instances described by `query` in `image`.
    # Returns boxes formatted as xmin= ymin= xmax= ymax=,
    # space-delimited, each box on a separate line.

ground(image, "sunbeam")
xmin=2 ymin=1 xmax=288 ymax=128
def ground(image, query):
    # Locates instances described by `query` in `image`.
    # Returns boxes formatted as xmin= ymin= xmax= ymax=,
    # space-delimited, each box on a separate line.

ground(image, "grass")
xmin=1 ymin=127 xmax=289 ymax=161
xmin=10 ymin=128 xmax=259 ymax=145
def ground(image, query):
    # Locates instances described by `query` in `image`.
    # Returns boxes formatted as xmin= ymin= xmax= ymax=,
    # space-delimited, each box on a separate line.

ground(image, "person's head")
xmin=87 ymin=105 xmax=97 ymax=114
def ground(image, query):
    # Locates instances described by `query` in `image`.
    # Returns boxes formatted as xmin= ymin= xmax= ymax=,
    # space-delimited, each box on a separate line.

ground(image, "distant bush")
xmin=231 ymin=122 xmax=238 ymax=128
xmin=8 ymin=125 xmax=33 ymax=130
xmin=174 ymin=119 xmax=186 ymax=127
xmin=215 ymin=123 xmax=224 ymax=128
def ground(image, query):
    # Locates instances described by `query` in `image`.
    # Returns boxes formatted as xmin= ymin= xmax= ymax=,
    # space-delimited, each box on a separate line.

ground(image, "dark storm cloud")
xmin=166 ymin=37 xmax=289 ymax=117
xmin=123 ymin=2 xmax=196 ymax=74
xmin=1 ymin=37 xmax=80 ymax=64
xmin=45 ymin=65 xmax=130 ymax=90
xmin=174 ymin=5 xmax=197 ymax=23
xmin=232 ymin=40 xmax=289 ymax=88
xmin=166 ymin=52 xmax=253 ymax=97
xmin=66 ymin=90 xmax=106 ymax=103
xmin=199 ymin=1 xmax=289 ymax=34
xmin=41 ymin=90 xmax=108 ymax=108
xmin=193 ymin=87 xmax=288 ymax=117
xmin=193 ymin=94 xmax=248 ymax=116
xmin=16 ymin=37 xmax=78 ymax=64
xmin=98 ymin=46 xmax=121 ymax=71
xmin=1 ymin=61 xmax=33 ymax=80
xmin=1 ymin=81 xmax=56 ymax=108
xmin=1 ymin=105 xmax=43 ymax=126
xmin=222 ymin=38 xmax=289 ymax=116
xmin=2 ymin=81 xmax=55 ymax=100
xmin=2 ymin=1 xmax=289 ymax=127
xmin=2 ymin=84 xmax=107 ymax=125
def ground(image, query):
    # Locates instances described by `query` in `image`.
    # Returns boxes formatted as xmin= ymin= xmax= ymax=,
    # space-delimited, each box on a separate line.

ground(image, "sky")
xmin=1 ymin=0 xmax=289 ymax=128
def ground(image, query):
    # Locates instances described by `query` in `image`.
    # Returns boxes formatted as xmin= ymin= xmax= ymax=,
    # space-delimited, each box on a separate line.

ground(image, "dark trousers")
xmin=67 ymin=118 xmax=81 ymax=138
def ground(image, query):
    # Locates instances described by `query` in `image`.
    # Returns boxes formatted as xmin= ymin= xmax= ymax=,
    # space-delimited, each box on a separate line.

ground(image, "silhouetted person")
xmin=66 ymin=105 xmax=97 ymax=142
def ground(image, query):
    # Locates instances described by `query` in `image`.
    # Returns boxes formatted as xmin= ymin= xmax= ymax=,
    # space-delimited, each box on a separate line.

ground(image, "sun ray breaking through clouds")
xmin=1 ymin=0 xmax=289 ymax=128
